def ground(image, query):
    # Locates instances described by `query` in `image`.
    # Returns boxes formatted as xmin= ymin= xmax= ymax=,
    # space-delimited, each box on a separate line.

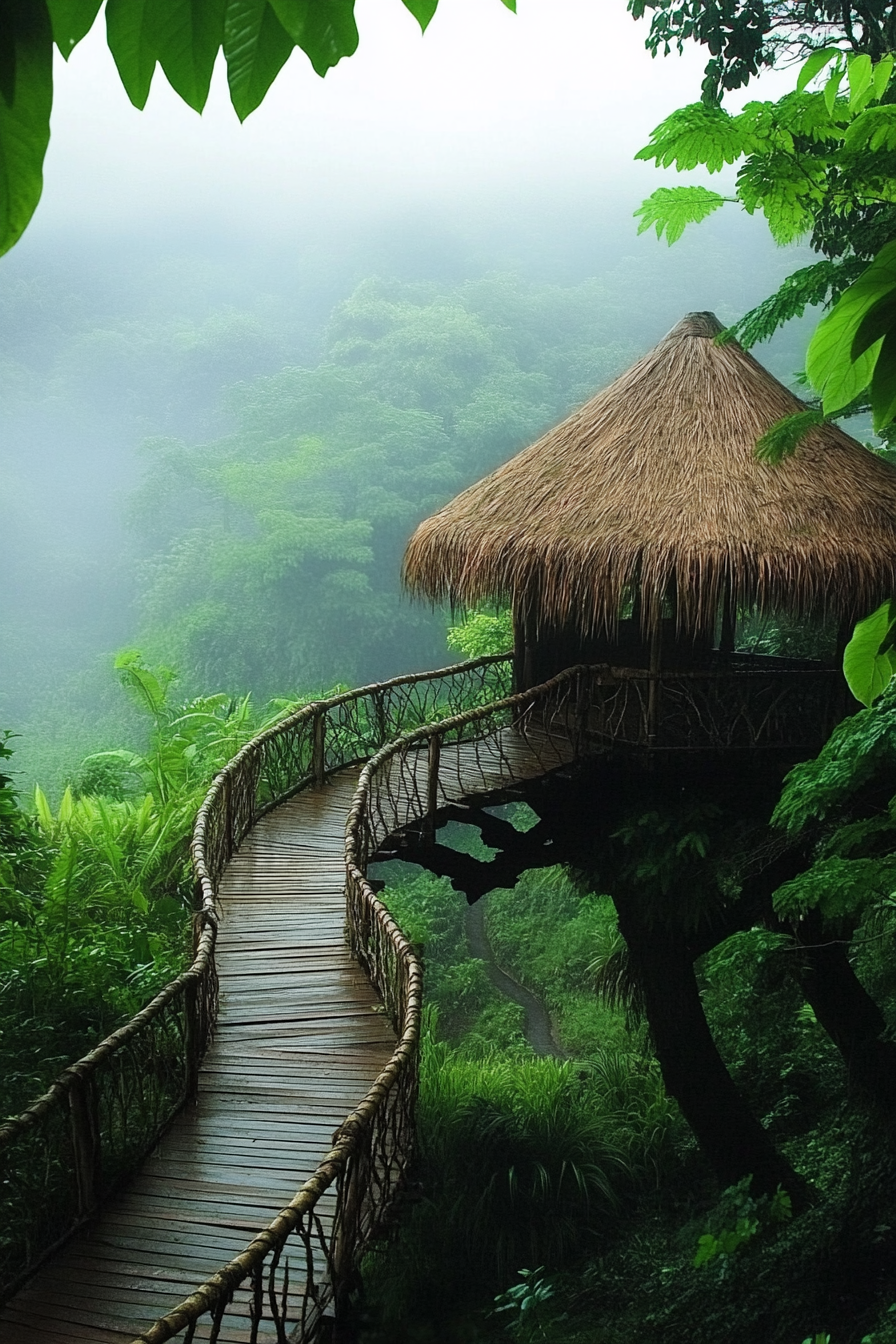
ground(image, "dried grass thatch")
xmin=403 ymin=312 xmax=896 ymax=635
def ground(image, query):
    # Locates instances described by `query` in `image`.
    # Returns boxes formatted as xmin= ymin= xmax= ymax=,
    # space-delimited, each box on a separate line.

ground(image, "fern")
xmin=634 ymin=186 xmax=729 ymax=243
xmin=769 ymin=91 xmax=845 ymax=145
xmin=755 ymin=409 xmax=826 ymax=463
xmin=772 ymin=855 xmax=896 ymax=920
xmin=722 ymin=259 xmax=868 ymax=348
xmin=844 ymin=104 xmax=896 ymax=153
xmin=635 ymin=103 xmax=747 ymax=172
xmin=737 ymin=152 xmax=826 ymax=244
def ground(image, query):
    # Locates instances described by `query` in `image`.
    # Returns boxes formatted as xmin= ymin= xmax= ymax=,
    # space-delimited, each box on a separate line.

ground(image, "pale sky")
xmin=38 ymin=0 xmax=776 ymax=239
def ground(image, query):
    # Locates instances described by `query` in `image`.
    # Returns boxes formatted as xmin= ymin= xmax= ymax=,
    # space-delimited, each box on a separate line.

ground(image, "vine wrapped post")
xmin=222 ymin=772 xmax=234 ymax=863
xmin=425 ymin=733 xmax=440 ymax=843
xmin=313 ymin=711 xmax=326 ymax=787
xmin=182 ymin=975 xmax=200 ymax=1102
xmin=374 ymin=689 xmax=387 ymax=745
xmin=68 ymin=1072 xmax=99 ymax=1219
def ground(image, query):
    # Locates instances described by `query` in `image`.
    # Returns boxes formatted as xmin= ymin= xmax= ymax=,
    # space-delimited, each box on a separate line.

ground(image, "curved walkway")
xmin=0 ymin=770 xmax=394 ymax=1343
xmin=1 ymin=686 xmax=577 ymax=1342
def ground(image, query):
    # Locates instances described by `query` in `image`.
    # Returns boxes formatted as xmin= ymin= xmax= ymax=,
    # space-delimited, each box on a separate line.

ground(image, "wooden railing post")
xmin=424 ymin=733 xmax=440 ymax=843
xmin=183 ymin=975 xmax=200 ymax=1101
xmin=222 ymin=772 xmax=233 ymax=860
xmin=68 ymin=1073 xmax=100 ymax=1218
xmin=313 ymin=711 xmax=326 ymax=787
xmin=574 ymin=668 xmax=588 ymax=754
xmin=374 ymin=689 xmax=387 ymax=746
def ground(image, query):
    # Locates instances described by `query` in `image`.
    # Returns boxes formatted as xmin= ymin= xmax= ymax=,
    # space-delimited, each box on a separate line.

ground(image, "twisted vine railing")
xmin=0 ymin=651 xmax=843 ymax=1342
xmin=0 ymin=654 xmax=512 ymax=1315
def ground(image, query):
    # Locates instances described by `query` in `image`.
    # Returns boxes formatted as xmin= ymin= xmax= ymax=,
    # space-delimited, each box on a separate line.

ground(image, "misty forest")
xmin=2 ymin=2 xmax=896 ymax=1343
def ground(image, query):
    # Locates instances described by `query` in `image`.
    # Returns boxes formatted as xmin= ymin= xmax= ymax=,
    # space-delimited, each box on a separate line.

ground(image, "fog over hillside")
xmin=0 ymin=0 xmax=812 ymax=789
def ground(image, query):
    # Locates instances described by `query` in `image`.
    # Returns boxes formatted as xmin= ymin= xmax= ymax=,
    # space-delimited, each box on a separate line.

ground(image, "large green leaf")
xmin=224 ymin=0 xmax=294 ymax=120
xmin=847 ymin=52 xmax=874 ymax=111
xmin=268 ymin=0 xmax=358 ymax=75
xmin=46 ymin=0 xmax=103 ymax=58
xmin=400 ymin=0 xmax=439 ymax=32
xmin=106 ymin=0 xmax=158 ymax=109
xmin=872 ymin=53 xmax=894 ymax=100
xmin=153 ymin=0 xmax=226 ymax=111
xmin=0 ymin=0 xmax=53 ymax=259
xmin=796 ymin=47 xmax=839 ymax=92
xmin=843 ymin=599 xmax=896 ymax=707
xmin=805 ymin=241 xmax=896 ymax=415
xmin=851 ymin=288 xmax=896 ymax=360
xmin=823 ymin=62 xmax=845 ymax=115
xmin=870 ymin=328 xmax=896 ymax=432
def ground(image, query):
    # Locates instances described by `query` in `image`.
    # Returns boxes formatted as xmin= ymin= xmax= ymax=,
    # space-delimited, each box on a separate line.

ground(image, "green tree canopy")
xmin=128 ymin=273 xmax=638 ymax=696
xmin=629 ymin=0 xmax=896 ymax=100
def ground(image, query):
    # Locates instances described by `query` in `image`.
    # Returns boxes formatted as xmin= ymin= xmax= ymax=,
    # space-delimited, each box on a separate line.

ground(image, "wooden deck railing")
xmin=0 ymin=654 xmax=512 ymax=1310
xmin=0 ymin=653 xmax=844 ymax=1341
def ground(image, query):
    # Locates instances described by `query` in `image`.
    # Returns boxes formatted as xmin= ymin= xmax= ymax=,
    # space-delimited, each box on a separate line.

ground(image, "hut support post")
xmin=646 ymin=622 xmax=663 ymax=746
xmin=719 ymin=580 xmax=735 ymax=655
xmin=424 ymin=735 xmax=440 ymax=843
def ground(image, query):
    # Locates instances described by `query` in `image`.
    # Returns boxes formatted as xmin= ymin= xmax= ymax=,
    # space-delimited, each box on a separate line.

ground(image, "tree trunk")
xmin=795 ymin=910 xmax=896 ymax=1114
xmin=615 ymin=898 xmax=805 ymax=1200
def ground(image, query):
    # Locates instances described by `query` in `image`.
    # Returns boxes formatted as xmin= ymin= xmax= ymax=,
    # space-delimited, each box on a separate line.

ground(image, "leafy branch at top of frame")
xmin=0 ymin=0 xmax=518 ymax=261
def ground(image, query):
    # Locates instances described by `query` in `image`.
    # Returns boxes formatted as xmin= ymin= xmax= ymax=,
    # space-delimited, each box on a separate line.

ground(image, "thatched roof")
xmin=403 ymin=312 xmax=896 ymax=633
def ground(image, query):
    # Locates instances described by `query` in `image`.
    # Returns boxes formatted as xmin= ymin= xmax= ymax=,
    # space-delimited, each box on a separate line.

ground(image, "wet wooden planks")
xmin=0 ymin=770 xmax=394 ymax=1344
xmin=0 ymin=724 xmax=568 ymax=1343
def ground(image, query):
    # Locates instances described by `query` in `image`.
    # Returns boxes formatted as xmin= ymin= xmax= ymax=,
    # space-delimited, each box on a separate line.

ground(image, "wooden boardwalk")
xmin=0 ymin=724 xmax=574 ymax=1343
xmin=0 ymin=770 xmax=394 ymax=1343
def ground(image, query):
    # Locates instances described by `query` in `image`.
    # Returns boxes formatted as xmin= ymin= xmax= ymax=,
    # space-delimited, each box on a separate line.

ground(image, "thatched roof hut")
xmin=403 ymin=312 xmax=896 ymax=646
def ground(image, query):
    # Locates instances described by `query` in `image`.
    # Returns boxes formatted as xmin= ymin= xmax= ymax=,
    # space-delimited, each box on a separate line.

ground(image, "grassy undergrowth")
xmin=0 ymin=654 xmax=319 ymax=1119
xmin=362 ymin=863 xmax=896 ymax=1344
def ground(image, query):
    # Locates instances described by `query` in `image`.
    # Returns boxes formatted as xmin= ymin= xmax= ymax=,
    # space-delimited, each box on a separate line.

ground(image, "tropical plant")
xmin=447 ymin=608 xmax=514 ymax=660
xmin=492 ymin=1266 xmax=557 ymax=1341
xmin=0 ymin=650 xmax=280 ymax=1118
xmin=692 ymin=1176 xmax=792 ymax=1272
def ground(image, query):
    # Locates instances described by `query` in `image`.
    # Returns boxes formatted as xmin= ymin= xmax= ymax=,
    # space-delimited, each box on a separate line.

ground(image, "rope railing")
xmin=0 ymin=651 xmax=843 ymax=1341
xmin=0 ymin=654 xmax=512 ymax=1307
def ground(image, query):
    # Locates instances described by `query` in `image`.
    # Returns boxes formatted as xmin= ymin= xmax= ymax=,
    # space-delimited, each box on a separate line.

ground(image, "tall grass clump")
xmin=361 ymin=1016 xmax=680 ymax=1341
